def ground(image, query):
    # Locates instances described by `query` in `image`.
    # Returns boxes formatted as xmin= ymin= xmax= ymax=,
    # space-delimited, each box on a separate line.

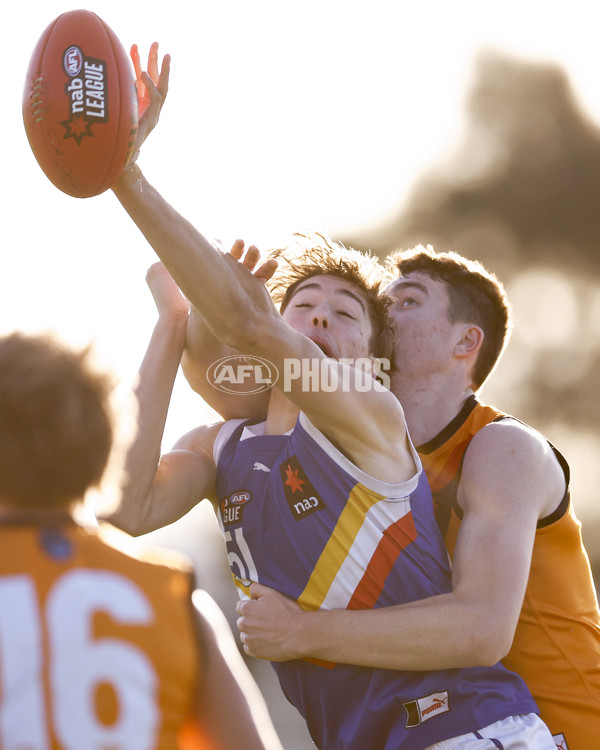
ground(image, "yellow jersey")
xmin=418 ymin=396 xmax=600 ymax=750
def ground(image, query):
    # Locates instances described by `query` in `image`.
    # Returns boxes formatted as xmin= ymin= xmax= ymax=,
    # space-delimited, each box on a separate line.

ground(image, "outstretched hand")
xmin=128 ymin=42 xmax=171 ymax=165
xmin=226 ymin=239 xmax=278 ymax=285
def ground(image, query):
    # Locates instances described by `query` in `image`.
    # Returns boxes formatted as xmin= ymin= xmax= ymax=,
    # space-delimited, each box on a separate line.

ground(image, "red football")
xmin=23 ymin=10 xmax=138 ymax=198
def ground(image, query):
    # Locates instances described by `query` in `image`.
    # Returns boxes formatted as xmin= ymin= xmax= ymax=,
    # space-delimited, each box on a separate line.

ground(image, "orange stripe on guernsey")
xmin=347 ymin=512 xmax=417 ymax=610
xmin=299 ymin=484 xmax=413 ymax=612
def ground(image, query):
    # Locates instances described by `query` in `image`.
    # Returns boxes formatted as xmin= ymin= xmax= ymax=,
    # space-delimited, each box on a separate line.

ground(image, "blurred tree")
xmin=344 ymin=51 xmax=600 ymax=586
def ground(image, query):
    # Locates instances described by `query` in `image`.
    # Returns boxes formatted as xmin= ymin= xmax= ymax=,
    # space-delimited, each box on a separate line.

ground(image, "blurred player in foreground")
xmin=0 ymin=331 xmax=283 ymax=750
xmin=104 ymin=44 xmax=558 ymax=750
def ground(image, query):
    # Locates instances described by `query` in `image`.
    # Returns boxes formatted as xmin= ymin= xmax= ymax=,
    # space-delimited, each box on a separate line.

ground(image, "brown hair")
xmin=386 ymin=245 xmax=512 ymax=389
xmin=0 ymin=333 xmax=114 ymax=508
xmin=267 ymin=232 xmax=394 ymax=360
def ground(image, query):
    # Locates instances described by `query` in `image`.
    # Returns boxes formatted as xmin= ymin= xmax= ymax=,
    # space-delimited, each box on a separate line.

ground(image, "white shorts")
xmin=425 ymin=713 xmax=557 ymax=750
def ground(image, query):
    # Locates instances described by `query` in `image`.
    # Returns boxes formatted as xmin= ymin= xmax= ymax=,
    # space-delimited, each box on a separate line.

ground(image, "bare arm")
xmin=192 ymin=590 xmax=284 ymax=750
xmin=237 ymin=420 xmax=564 ymax=670
xmin=181 ymin=241 xmax=271 ymax=421
xmin=106 ymin=263 xmax=221 ymax=536
xmin=116 ymin=170 xmax=407 ymax=480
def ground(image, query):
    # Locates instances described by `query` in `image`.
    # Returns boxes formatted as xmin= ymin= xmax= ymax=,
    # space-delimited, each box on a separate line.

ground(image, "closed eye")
xmin=337 ymin=310 xmax=356 ymax=319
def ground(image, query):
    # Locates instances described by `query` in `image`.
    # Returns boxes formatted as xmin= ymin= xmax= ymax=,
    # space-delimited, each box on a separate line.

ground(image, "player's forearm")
xmin=182 ymin=307 xmax=270 ymax=420
xmin=286 ymin=595 xmax=510 ymax=671
xmin=112 ymin=166 xmax=259 ymax=348
xmin=109 ymin=311 xmax=188 ymax=535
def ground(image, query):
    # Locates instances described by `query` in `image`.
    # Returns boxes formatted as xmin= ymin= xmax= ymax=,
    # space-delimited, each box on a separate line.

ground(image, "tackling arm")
xmin=237 ymin=421 xmax=562 ymax=670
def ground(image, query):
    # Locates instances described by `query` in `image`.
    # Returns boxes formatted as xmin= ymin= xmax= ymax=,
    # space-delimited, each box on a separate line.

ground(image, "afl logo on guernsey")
xmin=220 ymin=490 xmax=252 ymax=526
xmin=280 ymin=455 xmax=326 ymax=521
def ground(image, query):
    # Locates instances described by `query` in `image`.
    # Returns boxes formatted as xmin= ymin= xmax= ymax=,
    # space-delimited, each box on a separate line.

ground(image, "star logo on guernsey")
xmin=280 ymin=455 xmax=326 ymax=521
xmin=402 ymin=691 xmax=450 ymax=728
xmin=220 ymin=490 xmax=252 ymax=526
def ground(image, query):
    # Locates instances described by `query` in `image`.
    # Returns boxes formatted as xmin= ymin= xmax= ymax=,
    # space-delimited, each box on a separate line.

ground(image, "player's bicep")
xmin=452 ymin=430 xmax=542 ymax=642
xmin=143 ymin=448 xmax=216 ymax=529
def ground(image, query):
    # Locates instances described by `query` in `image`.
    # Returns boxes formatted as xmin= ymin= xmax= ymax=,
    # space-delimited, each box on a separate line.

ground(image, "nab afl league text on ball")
xmin=23 ymin=10 xmax=138 ymax=198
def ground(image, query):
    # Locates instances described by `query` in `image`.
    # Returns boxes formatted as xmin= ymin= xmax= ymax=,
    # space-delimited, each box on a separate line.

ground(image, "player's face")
xmin=283 ymin=275 xmax=374 ymax=360
xmin=385 ymin=272 xmax=463 ymax=374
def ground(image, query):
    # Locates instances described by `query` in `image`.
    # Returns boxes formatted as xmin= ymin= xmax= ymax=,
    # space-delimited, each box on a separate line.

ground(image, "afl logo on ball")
xmin=63 ymin=46 xmax=83 ymax=76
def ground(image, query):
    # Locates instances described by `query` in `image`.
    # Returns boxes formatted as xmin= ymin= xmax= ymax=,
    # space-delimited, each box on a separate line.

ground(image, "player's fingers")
xmin=229 ymin=239 xmax=246 ymax=261
xmin=130 ymin=44 xmax=142 ymax=79
xmin=255 ymin=258 xmax=278 ymax=284
xmin=158 ymin=54 xmax=171 ymax=98
xmin=148 ymin=41 xmax=160 ymax=83
xmin=242 ymin=245 xmax=261 ymax=269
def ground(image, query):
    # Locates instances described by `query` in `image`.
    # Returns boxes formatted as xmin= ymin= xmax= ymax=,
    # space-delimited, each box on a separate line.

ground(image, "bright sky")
xmin=5 ymin=0 xmax=600 ymax=447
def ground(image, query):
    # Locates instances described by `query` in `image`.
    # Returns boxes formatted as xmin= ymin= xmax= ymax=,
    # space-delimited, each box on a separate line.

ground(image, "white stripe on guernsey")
xmin=298 ymin=412 xmax=422 ymax=500
xmin=300 ymin=482 xmax=413 ymax=611
xmin=320 ymin=495 xmax=412 ymax=610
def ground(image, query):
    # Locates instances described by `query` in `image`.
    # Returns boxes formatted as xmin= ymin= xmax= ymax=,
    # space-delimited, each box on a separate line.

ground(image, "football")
xmin=23 ymin=10 xmax=138 ymax=198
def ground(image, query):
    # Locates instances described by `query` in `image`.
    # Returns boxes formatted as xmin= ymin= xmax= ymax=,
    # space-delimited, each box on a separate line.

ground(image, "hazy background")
xmin=6 ymin=2 xmax=600 ymax=747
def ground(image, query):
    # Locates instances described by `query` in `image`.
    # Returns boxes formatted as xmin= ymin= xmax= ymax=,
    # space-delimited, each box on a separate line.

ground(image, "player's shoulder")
xmin=470 ymin=413 xmax=550 ymax=456
xmin=172 ymin=419 xmax=226 ymax=454
xmin=465 ymin=412 xmax=564 ymax=495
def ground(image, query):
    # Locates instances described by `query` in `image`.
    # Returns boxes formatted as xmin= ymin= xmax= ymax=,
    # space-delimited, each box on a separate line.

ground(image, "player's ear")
xmin=453 ymin=325 xmax=483 ymax=360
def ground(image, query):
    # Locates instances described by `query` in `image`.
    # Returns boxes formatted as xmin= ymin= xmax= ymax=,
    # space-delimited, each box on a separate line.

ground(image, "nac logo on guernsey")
xmin=220 ymin=490 xmax=252 ymax=526
xmin=208 ymin=356 xmax=278 ymax=395
xmin=280 ymin=455 xmax=326 ymax=521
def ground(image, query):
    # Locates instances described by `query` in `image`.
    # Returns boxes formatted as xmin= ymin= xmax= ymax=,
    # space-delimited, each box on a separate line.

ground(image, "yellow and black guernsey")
xmin=419 ymin=394 xmax=600 ymax=750
xmin=215 ymin=412 xmax=538 ymax=750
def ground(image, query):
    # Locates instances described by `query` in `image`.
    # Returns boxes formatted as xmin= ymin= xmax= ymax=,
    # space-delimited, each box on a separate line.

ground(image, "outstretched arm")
xmin=112 ymin=46 xmax=411 ymax=485
xmin=107 ymin=263 xmax=220 ymax=536
xmin=181 ymin=241 xmax=271 ymax=421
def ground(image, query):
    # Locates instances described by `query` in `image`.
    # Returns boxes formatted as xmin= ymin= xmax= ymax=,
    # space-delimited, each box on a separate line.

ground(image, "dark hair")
xmin=386 ymin=245 xmax=512 ymax=389
xmin=267 ymin=232 xmax=394 ymax=360
xmin=0 ymin=333 xmax=114 ymax=508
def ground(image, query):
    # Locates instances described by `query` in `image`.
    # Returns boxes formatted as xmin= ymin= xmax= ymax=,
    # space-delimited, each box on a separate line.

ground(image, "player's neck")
xmin=264 ymin=387 xmax=301 ymax=435
xmin=390 ymin=370 xmax=475 ymax=446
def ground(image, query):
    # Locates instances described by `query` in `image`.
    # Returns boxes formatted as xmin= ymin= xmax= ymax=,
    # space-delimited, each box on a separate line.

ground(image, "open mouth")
xmin=311 ymin=339 xmax=333 ymax=357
